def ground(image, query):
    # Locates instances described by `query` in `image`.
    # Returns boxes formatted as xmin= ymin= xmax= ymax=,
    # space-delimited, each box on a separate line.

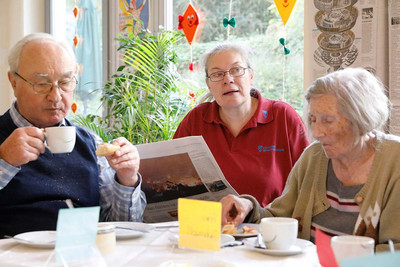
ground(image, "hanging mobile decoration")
xmin=273 ymin=0 xmax=297 ymax=101
xmin=279 ymin=37 xmax=290 ymax=55
xmin=71 ymin=102 xmax=78 ymax=114
xmin=274 ymin=0 xmax=296 ymax=26
xmin=71 ymin=2 xmax=79 ymax=114
xmin=178 ymin=1 xmax=199 ymax=71
xmin=73 ymin=4 xmax=79 ymax=48
xmin=222 ymin=0 xmax=235 ymax=41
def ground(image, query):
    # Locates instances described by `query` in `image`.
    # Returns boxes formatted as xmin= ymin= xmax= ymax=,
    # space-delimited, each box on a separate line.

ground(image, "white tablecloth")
xmin=0 ymin=223 xmax=321 ymax=267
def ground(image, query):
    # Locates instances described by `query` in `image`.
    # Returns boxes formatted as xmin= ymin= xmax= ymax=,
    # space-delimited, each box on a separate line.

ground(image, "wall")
xmin=304 ymin=1 xmax=389 ymax=88
xmin=0 ymin=0 xmax=45 ymax=114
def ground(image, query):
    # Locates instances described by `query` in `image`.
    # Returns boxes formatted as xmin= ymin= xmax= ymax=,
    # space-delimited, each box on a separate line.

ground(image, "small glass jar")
xmin=96 ymin=223 xmax=116 ymax=254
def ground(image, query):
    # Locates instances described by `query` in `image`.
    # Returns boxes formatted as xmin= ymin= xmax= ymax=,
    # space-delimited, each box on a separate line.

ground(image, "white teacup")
xmin=44 ymin=126 xmax=76 ymax=153
xmin=331 ymin=235 xmax=375 ymax=264
xmin=259 ymin=217 xmax=298 ymax=250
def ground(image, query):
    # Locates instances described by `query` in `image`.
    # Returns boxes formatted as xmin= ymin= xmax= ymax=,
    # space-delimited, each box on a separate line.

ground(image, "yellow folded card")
xmin=178 ymin=198 xmax=221 ymax=251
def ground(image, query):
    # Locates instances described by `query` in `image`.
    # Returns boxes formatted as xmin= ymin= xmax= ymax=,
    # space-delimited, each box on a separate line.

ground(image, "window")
xmin=48 ymin=0 xmax=104 ymax=117
xmin=48 ymin=0 xmax=304 ymax=119
xmin=172 ymin=0 xmax=304 ymax=113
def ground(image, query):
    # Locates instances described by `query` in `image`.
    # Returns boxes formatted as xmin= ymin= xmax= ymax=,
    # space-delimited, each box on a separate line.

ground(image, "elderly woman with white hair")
xmin=220 ymin=67 xmax=400 ymax=252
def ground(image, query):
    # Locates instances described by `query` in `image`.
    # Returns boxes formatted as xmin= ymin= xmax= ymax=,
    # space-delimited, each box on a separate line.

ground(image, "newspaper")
xmin=135 ymin=136 xmax=238 ymax=223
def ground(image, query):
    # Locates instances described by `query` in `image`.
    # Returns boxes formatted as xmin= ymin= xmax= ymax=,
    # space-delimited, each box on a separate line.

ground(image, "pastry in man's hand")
xmin=221 ymin=222 xmax=237 ymax=235
xmin=96 ymin=143 xmax=120 ymax=156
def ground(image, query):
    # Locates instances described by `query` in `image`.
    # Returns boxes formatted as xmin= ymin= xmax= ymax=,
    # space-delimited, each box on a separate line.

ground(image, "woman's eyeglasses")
xmin=207 ymin=67 xmax=248 ymax=82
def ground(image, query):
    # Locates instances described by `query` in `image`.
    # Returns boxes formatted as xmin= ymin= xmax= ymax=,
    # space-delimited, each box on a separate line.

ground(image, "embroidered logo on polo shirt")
xmin=263 ymin=110 xmax=268 ymax=119
xmin=258 ymin=145 xmax=284 ymax=152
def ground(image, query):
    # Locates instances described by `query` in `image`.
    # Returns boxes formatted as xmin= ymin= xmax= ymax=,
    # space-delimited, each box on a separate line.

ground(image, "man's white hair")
xmin=8 ymin=32 xmax=76 ymax=73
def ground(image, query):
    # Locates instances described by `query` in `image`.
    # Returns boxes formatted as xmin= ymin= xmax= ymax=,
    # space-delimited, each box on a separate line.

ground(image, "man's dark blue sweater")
xmin=0 ymin=110 xmax=100 ymax=237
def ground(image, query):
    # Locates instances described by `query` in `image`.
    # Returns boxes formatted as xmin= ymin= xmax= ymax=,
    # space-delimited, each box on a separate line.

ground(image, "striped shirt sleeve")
xmin=0 ymin=159 xmax=20 ymax=189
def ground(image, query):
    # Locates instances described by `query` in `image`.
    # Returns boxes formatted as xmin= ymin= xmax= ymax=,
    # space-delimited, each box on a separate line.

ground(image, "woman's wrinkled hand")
xmin=220 ymin=194 xmax=253 ymax=226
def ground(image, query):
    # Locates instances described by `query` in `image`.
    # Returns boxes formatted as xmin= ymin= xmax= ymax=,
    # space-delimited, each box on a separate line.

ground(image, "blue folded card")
xmin=341 ymin=251 xmax=400 ymax=267
xmin=55 ymin=206 xmax=100 ymax=262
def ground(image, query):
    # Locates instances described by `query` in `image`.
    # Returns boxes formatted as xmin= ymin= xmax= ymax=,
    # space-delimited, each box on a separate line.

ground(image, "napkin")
xmin=315 ymin=228 xmax=338 ymax=267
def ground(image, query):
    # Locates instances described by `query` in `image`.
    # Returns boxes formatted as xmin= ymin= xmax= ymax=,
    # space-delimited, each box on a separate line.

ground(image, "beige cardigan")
xmin=244 ymin=131 xmax=400 ymax=252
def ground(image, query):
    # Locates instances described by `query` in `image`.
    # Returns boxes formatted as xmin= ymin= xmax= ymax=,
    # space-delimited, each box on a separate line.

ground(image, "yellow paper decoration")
xmin=274 ymin=0 xmax=297 ymax=25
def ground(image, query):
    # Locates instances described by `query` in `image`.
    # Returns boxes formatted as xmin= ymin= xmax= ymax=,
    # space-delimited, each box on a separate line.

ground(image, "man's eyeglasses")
xmin=14 ymin=72 xmax=78 ymax=95
xmin=207 ymin=67 xmax=248 ymax=82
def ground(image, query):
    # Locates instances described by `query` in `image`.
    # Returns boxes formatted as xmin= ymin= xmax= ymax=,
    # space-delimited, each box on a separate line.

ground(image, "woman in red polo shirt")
xmin=174 ymin=43 xmax=309 ymax=207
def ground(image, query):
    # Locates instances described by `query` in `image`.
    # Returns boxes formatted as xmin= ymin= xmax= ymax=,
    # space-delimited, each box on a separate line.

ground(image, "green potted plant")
xmin=74 ymin=23 xmax=197 ymax=144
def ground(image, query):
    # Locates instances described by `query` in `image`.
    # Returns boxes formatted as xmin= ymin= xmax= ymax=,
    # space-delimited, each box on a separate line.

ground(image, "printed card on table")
xmin=341 ymin=252 xmax=400 ymax=267
xmin=178 ymin=198 xmax=221 ymax=251
xmin=55 ymin=206 xmax=100 ymax=262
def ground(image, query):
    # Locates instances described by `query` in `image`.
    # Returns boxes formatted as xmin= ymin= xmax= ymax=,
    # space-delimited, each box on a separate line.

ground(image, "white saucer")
xmin=245 ymin=238 xmax=314 ymax=256
xmin=231 ymin=223 xmax=259 ymax=238
xmin=109 ymin=221 xmax=154 ymax=240
xmin=169 ymin=233 xmax=235 ymax=247
xmin=13 ymin=231 xmax=56 ymax=249
xmin=160 ymin=259 xmax=239 ymax=267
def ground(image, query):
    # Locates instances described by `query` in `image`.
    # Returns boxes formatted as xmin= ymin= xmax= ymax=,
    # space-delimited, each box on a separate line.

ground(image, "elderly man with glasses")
xmin=174 ymin=43 xmax=309 ymax=208
xmin=0 ymin=33 xmax=146 ymax=238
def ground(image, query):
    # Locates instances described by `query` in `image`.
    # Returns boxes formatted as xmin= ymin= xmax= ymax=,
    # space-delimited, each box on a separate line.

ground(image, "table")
xmin=0 ymin=222 xmax=321 ymax=266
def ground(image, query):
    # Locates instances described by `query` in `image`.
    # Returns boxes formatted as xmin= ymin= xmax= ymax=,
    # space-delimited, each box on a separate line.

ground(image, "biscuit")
xmin=221 ymin=222 xmax=237 ymax=235
xmin=96 ymin=143 xmax=120 ymax=156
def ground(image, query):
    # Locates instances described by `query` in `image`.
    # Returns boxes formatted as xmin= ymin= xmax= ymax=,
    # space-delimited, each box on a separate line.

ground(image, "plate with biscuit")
xmin=168 ymin=231 xmax=235 ymax=248
xmin=221 ymin=223 xmax=259 ymax=238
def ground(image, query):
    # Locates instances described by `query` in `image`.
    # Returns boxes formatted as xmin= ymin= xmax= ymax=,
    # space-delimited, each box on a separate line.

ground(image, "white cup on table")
xmin=331 ymin=235 xmax=375 ymax=263
xmin=44 ymin=126 xmax=76 ymax=153
xmin=259 ymin=217 xmax=298 ymax=250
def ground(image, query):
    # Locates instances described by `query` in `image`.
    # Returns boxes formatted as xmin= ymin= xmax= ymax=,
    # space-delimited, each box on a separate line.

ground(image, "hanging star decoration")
xmin=71 ymin=102 xmax=78 ymax=114
xmin=223 ymin=17 xmax=236 ymax=28
xmin=279 ymin=38 xmax=290 ymax=55
xmin=178 ymin=3 xmax=199 ymax=71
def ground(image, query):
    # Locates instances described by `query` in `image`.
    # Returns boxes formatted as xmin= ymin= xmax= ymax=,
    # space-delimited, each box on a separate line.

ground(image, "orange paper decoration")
xmin=274 ymin=0 xmax=297 ymax=25
xmin=73 ymin=5 xmax=79 ymax=18
xmin=71 ymin=102 xmax=78 ymax=114
xmin=178 ymin=4 xmax=199 ymax=45
xmin=73 ymin=35 xmax=79 ymax=47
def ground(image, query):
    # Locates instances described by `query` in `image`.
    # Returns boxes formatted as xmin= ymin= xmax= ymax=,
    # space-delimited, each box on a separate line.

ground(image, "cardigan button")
xmin=355 ymin=196 xmax=363 ymax=203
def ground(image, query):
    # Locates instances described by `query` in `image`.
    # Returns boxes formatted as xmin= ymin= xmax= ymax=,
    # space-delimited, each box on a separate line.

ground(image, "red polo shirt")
xmin=174 ymin=90 xmax=309 ymax=207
